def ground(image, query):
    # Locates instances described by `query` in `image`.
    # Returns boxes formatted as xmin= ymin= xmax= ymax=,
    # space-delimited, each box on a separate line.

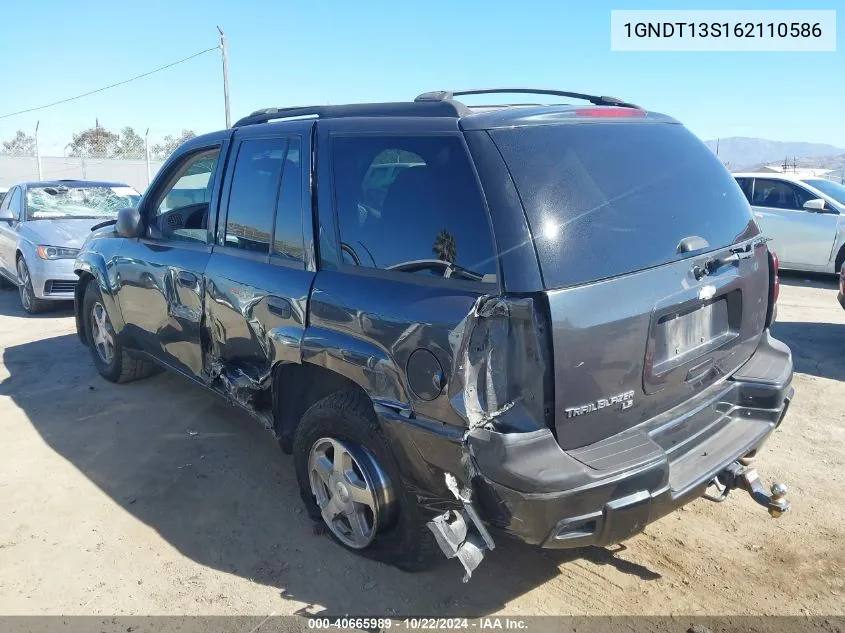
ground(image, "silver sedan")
xmin=0 ymin=180 xmax=140 ymax=313
xmin=734 ymin=172 xmax=845 ymax=274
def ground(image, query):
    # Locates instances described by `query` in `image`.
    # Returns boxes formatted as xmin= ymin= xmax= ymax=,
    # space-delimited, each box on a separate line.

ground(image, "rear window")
xmin=490 ymin=122 xmax=757 ymax=289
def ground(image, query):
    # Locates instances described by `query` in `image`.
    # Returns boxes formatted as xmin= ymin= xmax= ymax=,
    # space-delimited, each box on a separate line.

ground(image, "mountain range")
xmin=704 ymin=137 xmax=845 ymax=170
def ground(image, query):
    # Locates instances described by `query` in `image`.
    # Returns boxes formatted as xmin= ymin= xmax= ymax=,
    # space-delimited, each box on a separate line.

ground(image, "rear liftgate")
xmin=427 ymin=295 xmax=792 ymax=581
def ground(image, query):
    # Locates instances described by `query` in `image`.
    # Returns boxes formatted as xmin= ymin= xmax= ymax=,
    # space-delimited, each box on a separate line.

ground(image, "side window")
xmin=786 ymin=183 xmax=817 ymax=210
xmin=735 ymin=177 xmax=752 ymax=203
xmin=752 ymin=179 xmax=802 ymax=210
xmin=0 ymin=188 xmax=10 ymax=211
xmin=150 ymin=147 xmax=220 ymax=243
xmin=9 ymin=187 xmax=23 ymax=220
xmin=224 ymin=137 xmax=288 ymax=254
xmin=330 ymin=135 xmax=497 ymax=283
xmin=272 ymin=137 xmax=305 ymax=262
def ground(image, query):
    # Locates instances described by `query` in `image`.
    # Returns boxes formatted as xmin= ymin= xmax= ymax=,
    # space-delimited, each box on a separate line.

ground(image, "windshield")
xmin=490 ymin=122 xmax=757 ymax=289
xmin=25 ymin=185 xmax=140 ymax=220
xmin=803 ymin=179 xmax=845 ymax=205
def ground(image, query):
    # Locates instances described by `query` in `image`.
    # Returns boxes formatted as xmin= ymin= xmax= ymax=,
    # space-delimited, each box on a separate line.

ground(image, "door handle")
xmin=267 ymin=296 xmax=292 ymax=319
xmin=177 ymin=271 xmax=198 ymax=287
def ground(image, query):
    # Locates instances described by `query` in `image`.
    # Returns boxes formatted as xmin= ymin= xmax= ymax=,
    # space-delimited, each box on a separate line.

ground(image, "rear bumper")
xmin=468 ymin=330 xmax=793 ymax=548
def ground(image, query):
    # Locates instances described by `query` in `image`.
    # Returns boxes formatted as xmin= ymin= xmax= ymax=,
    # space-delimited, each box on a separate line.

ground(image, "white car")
xmin=733 ymin=173 xmax=845 ymax=273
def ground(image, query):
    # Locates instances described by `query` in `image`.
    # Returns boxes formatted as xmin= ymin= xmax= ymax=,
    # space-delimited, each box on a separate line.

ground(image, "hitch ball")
xmin=769 ymin=482 xmax=789 ymax=518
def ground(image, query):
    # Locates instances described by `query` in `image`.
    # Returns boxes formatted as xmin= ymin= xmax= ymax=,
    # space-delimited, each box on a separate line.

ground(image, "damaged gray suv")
xmin=73 ymin=89 xmax=794 ymax=580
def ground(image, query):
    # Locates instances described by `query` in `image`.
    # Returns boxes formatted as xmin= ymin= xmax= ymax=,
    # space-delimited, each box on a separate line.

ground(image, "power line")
xmin=0 ymin=46 xmax=219 ymax=120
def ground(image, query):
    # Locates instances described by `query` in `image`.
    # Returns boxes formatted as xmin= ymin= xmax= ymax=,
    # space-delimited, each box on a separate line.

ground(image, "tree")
xmin=432 ymin=228 xmax=457 ymax=263
xmin=1 ymin=130 xmax=36 ymax=156
xmin=114 ymin=126 xmax=146 ymax=159
xmin=67 ymin=125 xmax=119 ymax=158
xmin=152 ymin=129 xmax=196 ymax=160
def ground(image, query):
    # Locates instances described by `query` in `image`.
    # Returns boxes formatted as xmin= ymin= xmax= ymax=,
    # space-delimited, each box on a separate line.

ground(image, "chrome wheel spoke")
xmin=91 ymin=302 xmax=115 ymax=364
xmin=313 ymin=455 xmax=334 ymax=487
xmin=347 ymin=507 xmax=373 ymax=547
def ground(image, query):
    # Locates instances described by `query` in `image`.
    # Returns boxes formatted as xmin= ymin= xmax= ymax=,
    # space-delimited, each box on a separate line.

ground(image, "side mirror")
xmin=115 ymin=207 xmax=143 ymax=238
xmin=803 ymin=198 xmax=827 ymax=212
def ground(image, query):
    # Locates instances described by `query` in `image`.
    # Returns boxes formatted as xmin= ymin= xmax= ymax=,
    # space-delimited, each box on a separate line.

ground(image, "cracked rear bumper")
xmin=467 ymin=331 xmax=793 ymax=548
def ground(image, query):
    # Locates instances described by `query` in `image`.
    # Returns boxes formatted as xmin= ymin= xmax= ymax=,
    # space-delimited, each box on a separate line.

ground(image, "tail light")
xmin=765 ymin=249 xmax=780 ymax=327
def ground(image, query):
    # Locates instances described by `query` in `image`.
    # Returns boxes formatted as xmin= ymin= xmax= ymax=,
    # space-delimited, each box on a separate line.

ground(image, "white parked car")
xmin=733 ymin=173 xmax=845 ymax=273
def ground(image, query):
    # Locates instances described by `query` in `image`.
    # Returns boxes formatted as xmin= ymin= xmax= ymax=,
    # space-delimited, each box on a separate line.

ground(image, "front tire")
xmin=82 ymin=281 xmax=157 ymax=383
xmin=16 ymin=257 xmax=49 ymax=314
xmin=293 ymin=389 xmax=440 ymax=572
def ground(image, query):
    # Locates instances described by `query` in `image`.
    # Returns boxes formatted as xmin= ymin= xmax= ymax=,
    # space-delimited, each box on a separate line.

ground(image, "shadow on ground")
xmin=771 ymin=320 xmax=845 ymax=382
xmin=0 ymin=285 xmax=73 ymax=317
xmin=0 ymin=327 xmax=660 ymax=616
xmin=778 ymin=270 xmax=839 ymax=290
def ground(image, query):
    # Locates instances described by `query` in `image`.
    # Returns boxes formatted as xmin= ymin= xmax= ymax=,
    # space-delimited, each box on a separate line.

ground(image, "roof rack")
xmin=415 ymin=88 xmax=640 ymax=109
xmin=233 ymin=100 xmax=467 ymax=127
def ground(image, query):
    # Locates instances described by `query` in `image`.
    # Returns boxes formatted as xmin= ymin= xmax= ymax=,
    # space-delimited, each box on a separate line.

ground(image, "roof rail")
xmin=233 ymin=100 xmax=467 ymax=127
xmin=415 ymin=88 xmax=640 ymax=109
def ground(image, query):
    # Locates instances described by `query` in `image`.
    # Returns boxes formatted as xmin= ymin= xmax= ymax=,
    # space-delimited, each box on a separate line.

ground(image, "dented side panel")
xmin=202 ymin=251 xmax=314 ymax=418
xmin=307 ymin=270 xmax=486 ymax=429
xmin=113 ymin=241 xmax=211 ymax=377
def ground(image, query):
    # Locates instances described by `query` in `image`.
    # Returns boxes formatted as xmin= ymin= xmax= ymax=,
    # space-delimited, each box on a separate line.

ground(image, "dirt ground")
xmin=0 ymin=273 xmax=843 ymax=617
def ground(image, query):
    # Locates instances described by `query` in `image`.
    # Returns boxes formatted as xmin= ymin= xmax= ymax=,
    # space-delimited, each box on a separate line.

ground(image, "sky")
xmin=0 ymin=0 xmax=843 ymax=154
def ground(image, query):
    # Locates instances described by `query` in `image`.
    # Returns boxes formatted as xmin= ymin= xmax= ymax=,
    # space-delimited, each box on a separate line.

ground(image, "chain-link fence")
xmin=0 ymin=124 xmax=202 ymax=192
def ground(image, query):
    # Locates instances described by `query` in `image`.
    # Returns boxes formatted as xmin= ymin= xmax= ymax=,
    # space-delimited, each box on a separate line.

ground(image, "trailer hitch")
xmin=704 ymin=460 xmax=790 ymax=517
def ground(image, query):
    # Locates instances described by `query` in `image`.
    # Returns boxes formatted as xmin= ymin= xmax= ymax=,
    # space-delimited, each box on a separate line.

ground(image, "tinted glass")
xmin=273 ymin=137 xmax=305 ymax=262
xmin=491 ymin=122 xmax=757 ymax=289
xmin=752 ymin=179 xmax=810 ymax=210
xmin=225 ymin=138 xmax=287 ymax=253
xmin=9 ymin=188 xmax=23 ymax=219
xmin=331 ymin=135 xmax=496 ymax=283
xmin=804 ymin=179 xmax=845 ymax=205
xmin=25 ymin=185 xmax=139 ymax=220
xmin=735 ymin=177 xmax=753 ymax=202
xmin=156 ymin=150 xmax=218 ymax=214
xmin=152 ymin=147 xmax=220 ymax=243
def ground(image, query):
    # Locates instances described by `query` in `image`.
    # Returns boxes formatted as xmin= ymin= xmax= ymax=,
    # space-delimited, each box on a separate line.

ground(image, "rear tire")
xmin=82 ymin=280 xmax=158 ymax=383
xmin=16 ymin=257 xmax=49 ymax=314
xmin=293 ymin=389 xmax=440 ymax=572
xmin=835 ymin=245 xmax=845 ymax=274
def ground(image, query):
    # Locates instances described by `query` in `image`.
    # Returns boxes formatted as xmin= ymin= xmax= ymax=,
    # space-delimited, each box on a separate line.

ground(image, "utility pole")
xmin=145 ymin=128 xmax=151 ymax=186
xmin=34 ymin=121 xmax=43 ymax=180
xmin=218 ymin=26 xmax=231 ymax=128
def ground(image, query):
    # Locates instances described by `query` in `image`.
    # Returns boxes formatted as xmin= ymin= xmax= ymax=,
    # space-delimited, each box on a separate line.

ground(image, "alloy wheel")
xmin=308 ymin=437 xmax=395 ymax=549
xmin=90 ymin=302 xmax=116 ymax=365
xmin=16 ymin=259 xmax=31 ymax=311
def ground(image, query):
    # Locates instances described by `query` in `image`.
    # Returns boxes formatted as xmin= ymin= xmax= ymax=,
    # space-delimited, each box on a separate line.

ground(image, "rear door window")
xmin=490 ymin=122 xmax=757 ymax=289
xmin=735 ymin=177 xmax=753 ymax=202
xmin=753 ymin=179 xmax=817 ymax=211
xmin=330 ymin=135 xmax=497 ymax=283
xmin=224 ymin=138 xmax=287 ymax=253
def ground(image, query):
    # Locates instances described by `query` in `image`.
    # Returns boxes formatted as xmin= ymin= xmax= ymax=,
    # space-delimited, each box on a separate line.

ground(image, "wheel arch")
xmin=834 ymin=241 xmax=845 ymax=274
xmin=272 ymin=360 xmax=372 ymax=453
xmin=74 ymin=253 xmax=125 ymax=344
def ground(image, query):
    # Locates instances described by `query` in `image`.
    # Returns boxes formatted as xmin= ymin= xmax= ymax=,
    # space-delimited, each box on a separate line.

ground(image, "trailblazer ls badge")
xmin=564 ymin=390 xmax=635 ymax=419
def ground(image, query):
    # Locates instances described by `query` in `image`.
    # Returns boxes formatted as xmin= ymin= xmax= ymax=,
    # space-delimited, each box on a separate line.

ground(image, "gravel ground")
xmin=0 ymin=273 xmax=843 ymax=616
